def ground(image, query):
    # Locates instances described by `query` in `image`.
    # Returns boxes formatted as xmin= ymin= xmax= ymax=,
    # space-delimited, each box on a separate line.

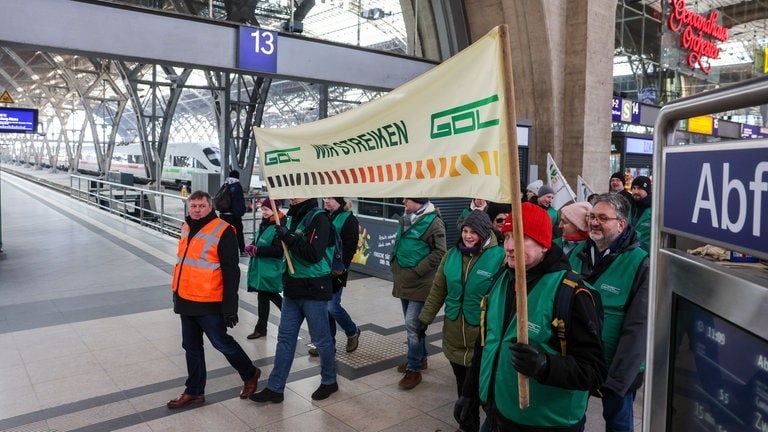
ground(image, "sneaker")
xmin=346 ymin=328 xmax=361 ymax=352
xmin=249 ymin=388 xmax=284 ymax=403
xmin=398 ymin=370 xmax=422 ymax=390
xmin=311 ymin=382 xmax=339 ymax=400
xmin=396 ymin=359 xmax=428 ymax=374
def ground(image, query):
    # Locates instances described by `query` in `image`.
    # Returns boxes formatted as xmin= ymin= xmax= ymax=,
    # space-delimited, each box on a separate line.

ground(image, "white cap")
xmin=526 ymin=179 xmax=544 ymax=194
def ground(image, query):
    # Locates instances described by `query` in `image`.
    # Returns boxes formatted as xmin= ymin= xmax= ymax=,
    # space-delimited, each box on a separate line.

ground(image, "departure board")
xmin=669 ymin=296 xmax=768 ymax=431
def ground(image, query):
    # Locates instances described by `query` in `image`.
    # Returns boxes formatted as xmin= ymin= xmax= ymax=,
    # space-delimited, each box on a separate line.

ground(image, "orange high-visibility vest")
xmin=172 ymin=218 xmax=230 ymax=302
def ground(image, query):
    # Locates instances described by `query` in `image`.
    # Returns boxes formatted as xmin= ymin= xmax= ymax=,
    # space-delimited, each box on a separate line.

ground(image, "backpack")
xmin=213 ymin=183 xmax=232 ymax=212
xmin=549 ymin=271 xmax=604 ymax=356
xmin=306 ymin=208 xmax=346 ymax=276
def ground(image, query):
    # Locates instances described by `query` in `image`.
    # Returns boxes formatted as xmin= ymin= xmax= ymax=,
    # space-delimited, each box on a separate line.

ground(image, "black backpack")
xmin=549 ymin=271 xmax=604 ymax=356
xmin=213 ymin=183 xmax=232 ymax=212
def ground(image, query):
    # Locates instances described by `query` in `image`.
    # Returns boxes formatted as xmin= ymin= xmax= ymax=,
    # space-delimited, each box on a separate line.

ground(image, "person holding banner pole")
xmin=391 ymin=197 xmax=446 ymax=390
xmin=457 ymin=203 xmax=606 ymax=432
xmin=249 ymin=197 xmax=339 ymax=403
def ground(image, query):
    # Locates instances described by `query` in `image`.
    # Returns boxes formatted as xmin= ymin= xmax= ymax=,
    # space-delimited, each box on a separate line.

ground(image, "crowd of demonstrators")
xmin=568 ymin=193 xmax=650 ymax=432
xmin=390 ymin=197 xmax=447 ymax=390
xmin=306 ymin=197 xmax=361 ymax=356
xmin=628 ymin=176 xmax=652 ymax=253
xmin=459 ymin=203 xmax=606 ymax=432
xmin=249 ymin=197 xmax=340 ymax=403
xmin=244 ymin=197 xmax=285 ymax=340
xmin=217 ymin=170 xmax=248 ymax=256
xmin=419 ymin=210 xmax=505 ymax=432
xmin=168 ymin=190 xmax=260 ymax=409
xmin=556 ymin=201 xmax=592 ymax=256
xmin=455 ymin=198 xmax=488 ymax=232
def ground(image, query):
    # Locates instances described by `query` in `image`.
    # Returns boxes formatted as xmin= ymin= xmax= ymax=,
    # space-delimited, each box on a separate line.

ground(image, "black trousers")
xmin=255 ymin=291 xmax=282 ymax=333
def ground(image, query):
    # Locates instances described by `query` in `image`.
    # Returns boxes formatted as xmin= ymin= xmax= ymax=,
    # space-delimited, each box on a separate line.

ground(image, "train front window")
xmin=203 ymin=147 xmax=220 ymax=167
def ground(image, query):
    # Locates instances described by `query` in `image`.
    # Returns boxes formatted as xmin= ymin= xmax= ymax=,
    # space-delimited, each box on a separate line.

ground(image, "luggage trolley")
xmin=646 ymin=76 xmax=768 ymax=431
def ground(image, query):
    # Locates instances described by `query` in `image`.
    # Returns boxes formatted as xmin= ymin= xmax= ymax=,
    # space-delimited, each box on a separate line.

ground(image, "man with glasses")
xmin=568 ymin=193 xmax=649 ymax=432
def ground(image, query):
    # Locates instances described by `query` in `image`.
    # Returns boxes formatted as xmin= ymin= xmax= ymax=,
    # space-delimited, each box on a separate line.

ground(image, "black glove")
xmin=415 ymin=321 xmax=428 ymax=339
xmin=274 ymin=225 xmax=298 ymax=246
xmin=223 ymin=313 xmax=238 ymax=328
xmin=510 ymin=342 xmax=548 ymax=378
xmin=453 ymin=396 xmax=479 ymax=425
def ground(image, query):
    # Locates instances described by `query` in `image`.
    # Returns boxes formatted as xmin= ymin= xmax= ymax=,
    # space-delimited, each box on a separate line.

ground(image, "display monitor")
xmin=0 ymin=107 xmax=38 ymax=133
xmin=668 ymin=295 xmax=768 ymax=431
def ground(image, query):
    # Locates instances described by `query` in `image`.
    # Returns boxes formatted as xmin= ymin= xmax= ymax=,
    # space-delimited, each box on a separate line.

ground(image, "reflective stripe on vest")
xmin=172 ymin=218 xmax=229 ymax=302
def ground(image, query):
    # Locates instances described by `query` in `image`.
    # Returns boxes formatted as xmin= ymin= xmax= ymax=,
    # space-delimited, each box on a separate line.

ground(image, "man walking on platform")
xmin=168 ymin=190 xmax=260 ymax=409
xmin=250 ymin=197 xmax=339 ymax=403
xmin=218 ymin=170 xmax=247 ymax=256
xmin=568 ymin=193 xmax=650 ymax=432
xmin=390 ymin=197 xmax=446 ymax=390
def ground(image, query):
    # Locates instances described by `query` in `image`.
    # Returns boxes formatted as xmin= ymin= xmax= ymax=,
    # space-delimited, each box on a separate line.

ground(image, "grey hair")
xmin=590 ymin=192 xmax=630 ymax=221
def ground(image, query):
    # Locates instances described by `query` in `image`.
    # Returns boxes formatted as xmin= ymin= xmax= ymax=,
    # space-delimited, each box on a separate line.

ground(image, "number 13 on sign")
xmin=238 ymin=27 xmax=278 ymax=73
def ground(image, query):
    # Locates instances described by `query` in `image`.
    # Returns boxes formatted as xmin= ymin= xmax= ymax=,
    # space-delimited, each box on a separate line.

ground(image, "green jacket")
xmin=419 ymin=235 xmax=504 ymax=366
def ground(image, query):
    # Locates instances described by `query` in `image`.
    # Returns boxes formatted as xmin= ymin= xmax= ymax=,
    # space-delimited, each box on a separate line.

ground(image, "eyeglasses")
xmin=586 ymin=213 xmax=621 ymax=223
xmin=495 ymin=217 xmax=505 ymax=223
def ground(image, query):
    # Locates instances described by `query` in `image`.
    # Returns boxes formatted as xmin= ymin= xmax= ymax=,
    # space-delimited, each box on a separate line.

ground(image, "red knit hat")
xmin=500 ymin=202 xmax=552 ymax=248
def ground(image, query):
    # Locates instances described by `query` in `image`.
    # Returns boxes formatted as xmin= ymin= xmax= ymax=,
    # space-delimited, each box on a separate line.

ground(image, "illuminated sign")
xmin=0 ymin=107 xmax=37 ymax=133
xmin=611 ymin=97 xmax=640 ymax=123
xmin=666 ymin=0 xmax=729 ymax=74
xmin=687 ymin=115 xmax=713 ymax=135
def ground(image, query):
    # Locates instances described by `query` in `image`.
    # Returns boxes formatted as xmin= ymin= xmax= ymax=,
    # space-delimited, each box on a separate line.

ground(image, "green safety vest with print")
xmin=392 ymin=213 xmax=438 ymax=268
xmin=246 ymin=225 xmax=285 ymax=293
xmin=443 ymin=247 xmax=505 ymax=325
xmin=287 ymin=211 xmax=334 ymax=279
xmin=479 ymin=270 xmax=589 ymax=427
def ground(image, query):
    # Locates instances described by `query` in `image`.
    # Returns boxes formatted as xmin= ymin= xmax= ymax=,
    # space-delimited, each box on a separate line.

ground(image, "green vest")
xmin=393 ymin=213 xmax=438 ymax=268
xmin=479 ymin=270 xmax=589 ymax=427
xmin=287 ymin=211 xmax=334 ymax=278
xmin=569 ymin=243 xmax=647 ymax=365
xmin=443 ymin=247 xmax=505 ymax=325
xmin=246 ymin=225 xmax=286 ymax=293
xmin=547 ymin=206 xmax=558 ymax=227
xmin=633 ymin=208 xmax=651 ymax=252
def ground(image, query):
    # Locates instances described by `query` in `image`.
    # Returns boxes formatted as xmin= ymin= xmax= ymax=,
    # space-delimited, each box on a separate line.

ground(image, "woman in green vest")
xmin=419 ymin=210 xmax=505 ymax=432
xmin=457 ymin=203 xmax=606 ymax=432
xmin=244 ymin=198 xmax=286 ymax=340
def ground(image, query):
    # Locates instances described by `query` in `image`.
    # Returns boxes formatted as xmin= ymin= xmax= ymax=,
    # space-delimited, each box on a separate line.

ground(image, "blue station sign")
xmin=663 ymin=142 xmax=768 ymax=259
xmin=238 ymin=27 xmax=278 ymax=74
xmin=0 ymin=107 xmax=38 ymax=133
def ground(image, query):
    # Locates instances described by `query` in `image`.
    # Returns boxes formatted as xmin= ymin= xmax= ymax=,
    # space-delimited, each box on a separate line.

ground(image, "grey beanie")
xmin=538 ymin=185 xmax=555 ymax=196
xmin=461 ymin=210 xmax=493 ymax=242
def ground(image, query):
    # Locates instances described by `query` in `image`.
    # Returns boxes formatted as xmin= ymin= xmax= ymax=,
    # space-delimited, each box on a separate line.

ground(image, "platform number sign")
xmin=238 ymin=27 xmax=278 ymax=74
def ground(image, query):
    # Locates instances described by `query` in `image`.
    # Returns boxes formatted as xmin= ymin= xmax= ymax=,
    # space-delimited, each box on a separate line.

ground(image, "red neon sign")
xmin=667 ymin=0 xmax=728 ymax=74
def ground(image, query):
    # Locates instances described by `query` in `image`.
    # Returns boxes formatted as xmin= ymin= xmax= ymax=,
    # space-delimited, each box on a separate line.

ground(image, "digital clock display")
xmin=669 ymin=296 xmax=768 ymax=431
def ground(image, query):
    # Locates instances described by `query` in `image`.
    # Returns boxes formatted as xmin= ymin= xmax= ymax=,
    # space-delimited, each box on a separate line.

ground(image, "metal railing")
xmin=69 ymin=174 xmax=187 ymax=237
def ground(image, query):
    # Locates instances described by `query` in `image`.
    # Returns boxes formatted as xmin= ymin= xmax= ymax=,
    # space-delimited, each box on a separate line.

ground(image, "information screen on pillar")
xmin=668 ymin=296 xmax=768 ymax=431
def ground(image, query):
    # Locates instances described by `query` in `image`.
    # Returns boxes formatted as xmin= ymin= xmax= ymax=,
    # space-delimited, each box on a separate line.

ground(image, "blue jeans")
xmin=401 ymin=299 xmax=426 ymax=371
xmin=180 ymin=314 xmax=257 ymax=396
xmin=328 ymin=286 xmax=357 ymax=343
xmin=266 ymin=297 xmax=336 ymax=393
xmin=602 ymin=390 xmax=636 ymax=432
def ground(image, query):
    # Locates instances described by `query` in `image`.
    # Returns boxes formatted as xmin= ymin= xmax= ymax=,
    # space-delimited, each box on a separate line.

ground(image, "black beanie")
xmin=408 ymin=198 xmax=429 ymax=204
xmin=610 ymin=172 xmax=624 ymax=183
xmin=228 ymin=170 xmax=240 ymax=179
xmin=462 ymin=210 xmax=493 ymax=242
xmin=631 ymin=176 xmax=652 ymax=194
xmin=333 ymin=197 xmax=346 ymax=206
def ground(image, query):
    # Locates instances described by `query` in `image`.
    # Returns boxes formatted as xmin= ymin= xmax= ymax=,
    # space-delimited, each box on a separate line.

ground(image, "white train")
xmin=77 ymin=142 xmax=264 ymax=190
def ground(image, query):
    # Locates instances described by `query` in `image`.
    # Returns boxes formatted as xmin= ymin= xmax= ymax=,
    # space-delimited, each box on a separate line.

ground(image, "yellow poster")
xmin=253 ymin=26 xmax=513 ymax=202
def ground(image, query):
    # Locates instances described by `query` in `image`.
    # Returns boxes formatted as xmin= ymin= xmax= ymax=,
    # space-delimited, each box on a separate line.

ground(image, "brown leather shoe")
xmin=167 ymin=393 xmax=205 ymax=409
xmin=240 ymin=368 xmax=261 ymax=399
xmin=396 ymin=359 xmax=428 ymax=374
xmin=398 ymin=370 xmax=422 ymax=390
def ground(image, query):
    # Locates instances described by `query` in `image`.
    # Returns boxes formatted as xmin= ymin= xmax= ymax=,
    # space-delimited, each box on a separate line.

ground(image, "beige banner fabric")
xmin=254 ymin=26 xmax=512 ymax=201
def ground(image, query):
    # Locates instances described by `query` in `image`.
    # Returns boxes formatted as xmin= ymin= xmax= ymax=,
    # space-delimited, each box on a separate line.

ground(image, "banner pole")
xmin=498 ymin=24 xmax=530 ymax=409
xmin=255 ymin=140 xmax=295 ymax=274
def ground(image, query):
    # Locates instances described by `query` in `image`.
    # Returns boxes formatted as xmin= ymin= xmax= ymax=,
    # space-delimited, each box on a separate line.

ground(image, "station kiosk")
xmin=645 ymin=77 xmax=768 ymax=431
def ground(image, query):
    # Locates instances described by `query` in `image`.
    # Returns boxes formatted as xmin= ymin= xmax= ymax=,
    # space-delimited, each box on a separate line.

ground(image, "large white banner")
xmin=546 ymin=153 xmax=576 ymax=210
xmin=254 ymin=26 xmax=513 ymax=201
